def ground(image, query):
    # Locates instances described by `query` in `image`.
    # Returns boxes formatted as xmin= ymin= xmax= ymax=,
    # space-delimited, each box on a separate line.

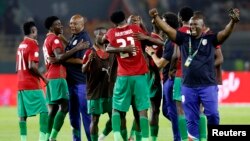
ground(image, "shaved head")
xmin=70 ymin=14 xmax=85 ymax=34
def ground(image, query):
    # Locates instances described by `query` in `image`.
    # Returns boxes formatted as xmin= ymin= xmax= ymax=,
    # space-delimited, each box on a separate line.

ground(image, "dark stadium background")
xmin=0 ymin=0 xmax=249 ymax=73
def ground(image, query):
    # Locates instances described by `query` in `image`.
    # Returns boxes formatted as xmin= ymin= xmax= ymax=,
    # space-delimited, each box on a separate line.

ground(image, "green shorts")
xmin=46 ymin=78 xmax=69 ymax=104
xmin=17 ymin=89 xmax=48 ymax=117
xmin=87 ymin=97 xmax=112 ymax=115
xmin=113 ymin=75 xmax=151 ymax=112
xmin=145 ymin=72 xmax=162 ymax=98
xmin=173 ymin=77 xmax=182 ymax=101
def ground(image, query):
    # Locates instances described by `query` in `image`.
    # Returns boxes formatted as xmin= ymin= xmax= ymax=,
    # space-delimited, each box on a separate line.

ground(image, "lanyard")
xmin=188 ymin=37 xmax=203 ymax=58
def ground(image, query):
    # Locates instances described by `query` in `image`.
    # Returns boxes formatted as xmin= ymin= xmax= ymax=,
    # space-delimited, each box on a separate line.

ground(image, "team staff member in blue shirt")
xmin=64 ymin=14 xmax=93 ymax=141
xmin=148 ymin=8 xmax=240 ymax=140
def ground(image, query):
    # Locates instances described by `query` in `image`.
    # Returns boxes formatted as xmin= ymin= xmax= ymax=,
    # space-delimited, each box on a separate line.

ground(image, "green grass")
xmin=0 ymin=105 xmax=250 ymax=141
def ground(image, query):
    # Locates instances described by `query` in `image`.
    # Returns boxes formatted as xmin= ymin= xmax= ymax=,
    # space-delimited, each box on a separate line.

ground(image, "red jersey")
xmin=105 ymin=24 xmax=148 ymax=76
xmin=43 ymin=33 xmax=66 ymax=79
xmin=16 ymin=37 xmax=41 ymax=90
xmin=175 ymin=26 xmax=190 ymax=77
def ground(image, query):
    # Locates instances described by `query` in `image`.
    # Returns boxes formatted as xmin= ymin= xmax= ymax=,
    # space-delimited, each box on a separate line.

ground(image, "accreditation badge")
xmin=184 ymin=56 xmax=193 ymax=67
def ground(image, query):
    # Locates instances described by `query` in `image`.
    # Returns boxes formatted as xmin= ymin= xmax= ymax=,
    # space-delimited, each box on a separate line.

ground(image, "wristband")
xmin=150 ymin=52 xmax=155 ymax=56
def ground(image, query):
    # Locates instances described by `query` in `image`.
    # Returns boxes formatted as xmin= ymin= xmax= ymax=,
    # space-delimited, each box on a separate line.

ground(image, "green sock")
xmin=112 ymin=112 xmax=122 ymax=141
xmin=45 ymin=133 xmax=50 ymax=141
xmin=102 ymin=120 xmax=112 ymax=136
xmin=150 ymin=125 xmax=159 ymax=141
xmin=39 ymin=131 xmax=46 ymax=141
xmin=178 ymin=115 xmax=188 ymax=140
xmin=46 ymin=114 xmax=55 ymax=140
xmin=39 ymin=113 xmax=48 ymax=141
xmin=129 ymin=120 xmax=136 ymax=139
xmin=50 ymin=111 xmax=66 ymax=139
xmin=199 ymin=114 xmax=207 ymax=141
xmin=91 ymin=134 xmax=98 ymax=141
xmin=139 ymin=116 xmax=149 ymax=140
xmin=19 ymin=121 xmax=27 ymax=141
xmin=135 ymin=131 xmax=142 ymax=141
xmin=121 ymin=129 xmax=128 ymax=140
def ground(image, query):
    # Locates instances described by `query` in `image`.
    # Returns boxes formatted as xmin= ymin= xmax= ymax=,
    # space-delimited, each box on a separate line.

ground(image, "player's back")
xmin=106 ymin=24 xmax=148 ymax=76
xmin=16 ymin=37 xmax=41 ymax=90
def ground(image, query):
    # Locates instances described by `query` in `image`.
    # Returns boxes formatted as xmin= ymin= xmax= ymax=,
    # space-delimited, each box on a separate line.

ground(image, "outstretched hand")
xmin=145 ymin=46 xmax=155 ymax=56
xmin=149 ymin=8 xmax=159 ymax=18
xmin=229 ymin=8 xmax=240 ymax=23
xmin=133 ymin=33 xmax=149 ymax=40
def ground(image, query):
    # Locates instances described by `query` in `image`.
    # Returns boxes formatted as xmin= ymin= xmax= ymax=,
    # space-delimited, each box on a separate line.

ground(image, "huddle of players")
xmin=16 ymin=5 xmax=239 ymax=141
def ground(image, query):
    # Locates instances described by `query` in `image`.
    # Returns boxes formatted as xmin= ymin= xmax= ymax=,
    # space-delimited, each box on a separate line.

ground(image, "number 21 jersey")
xmin=105 ymin=24 xmax=148 ymax=76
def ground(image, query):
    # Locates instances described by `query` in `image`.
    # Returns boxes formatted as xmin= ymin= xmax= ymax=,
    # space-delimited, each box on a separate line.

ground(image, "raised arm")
xmin=149 ymin=8 xmax=177 ymax=42
xmin=82 ymin=50 xmax=94 ymax=73
xmin=145 ymin=46 xmax=169 ymax=68
xmin=217 ymin=8 xmax=240 ymax=44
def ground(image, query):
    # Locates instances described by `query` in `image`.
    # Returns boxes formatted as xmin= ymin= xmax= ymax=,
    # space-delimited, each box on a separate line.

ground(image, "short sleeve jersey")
xmin=105 ymin=24 xmax=148 ymax=76
xmin=64 ymin=30 xmax=93 ymax=84
xmin=16 ymin=37 xmax=41 ymax=90
xmin=43 ymin=33 xmax=66 ymax=79
xmin=175 ymin=31 xmax=219 ymax=87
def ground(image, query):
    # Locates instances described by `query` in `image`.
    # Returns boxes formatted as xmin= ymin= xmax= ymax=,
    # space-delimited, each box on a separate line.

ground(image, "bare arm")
xmin=65 ymin=58 xmax=83 ymax=64
xmin=28 ymin=60 xmax=48 ymax=84
xmin=169 ymin=45 xmax=179 ymax=72
xmin=53 ymin=40 xmax=90 ymax=63
xmin=217 ymin=8 xmax=240 ymax=44
xmin=145 ymin=46 xmax=169 ymax=68
xmin=214 ymin=48 xmax=223 ymax=67
xmin=149 ymin=8 xmax=177 ymax=42
xmin=133 ymin=33 xmax=164 ymax=46
xmin=82 ymin=52 xmax=94 ymax=73
xmin=106 ymin=45 xmax=137 ymax=54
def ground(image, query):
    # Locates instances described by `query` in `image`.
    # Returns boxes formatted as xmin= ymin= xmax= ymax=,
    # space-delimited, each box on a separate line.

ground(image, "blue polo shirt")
xmin=175 ymin=31 xmax=219 ymax=87
xmin=64 ymin=30 xmax=93 ymax=84
xmin=162 ymin=39 xmax=174 ymax=83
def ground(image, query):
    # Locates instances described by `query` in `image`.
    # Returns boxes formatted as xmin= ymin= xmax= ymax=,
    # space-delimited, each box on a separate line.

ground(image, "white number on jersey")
xmin=117 ymin=37 xmax=136 ymax=58
xmin=43 ymin=44 xmax=50 ymax=65
xmin=17 ymin=50 xmax=26 ymax=70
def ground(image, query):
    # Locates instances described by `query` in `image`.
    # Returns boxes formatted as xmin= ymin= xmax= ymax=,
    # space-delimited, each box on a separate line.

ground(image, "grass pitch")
xmin=0 ymin=105 xmax=249 ymax=141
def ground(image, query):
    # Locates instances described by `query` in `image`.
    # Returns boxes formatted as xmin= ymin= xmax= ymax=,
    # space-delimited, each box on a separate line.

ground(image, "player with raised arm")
xmin=149 ymin=7 xmax=240 ymax=140
xmin=145 ymin=12 xmax=180 ymax=141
